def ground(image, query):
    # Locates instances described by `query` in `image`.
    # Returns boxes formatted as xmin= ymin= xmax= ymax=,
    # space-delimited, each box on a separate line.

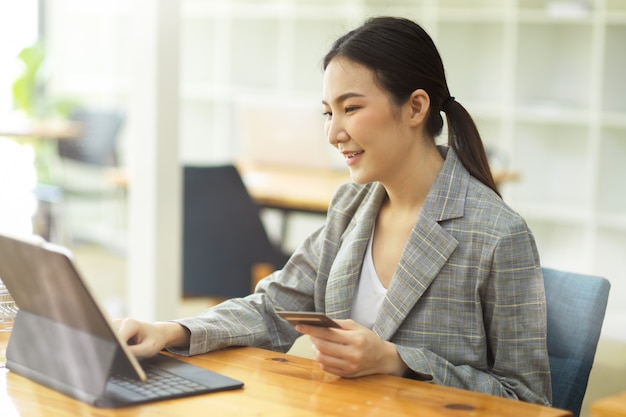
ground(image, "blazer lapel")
xmin=373 ymin=217 xmax=458 ymax=340
xmin=374 ymin=146 xmax=468 ymax=340
xmin=325 ymin=184 xmax=386 ymax=319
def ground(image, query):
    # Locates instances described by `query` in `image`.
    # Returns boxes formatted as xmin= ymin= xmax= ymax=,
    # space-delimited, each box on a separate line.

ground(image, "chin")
xmin=348 ymin=170 xmax=373 ymax=185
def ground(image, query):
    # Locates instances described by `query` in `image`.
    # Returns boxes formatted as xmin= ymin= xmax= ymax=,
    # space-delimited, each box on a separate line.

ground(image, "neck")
xmin=382 ymin=144 xmax=443 ymax=215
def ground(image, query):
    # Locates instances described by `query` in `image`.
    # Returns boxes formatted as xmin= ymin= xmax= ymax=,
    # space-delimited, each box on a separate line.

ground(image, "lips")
xmin=344 ymin=150 xmax=364 ymax=159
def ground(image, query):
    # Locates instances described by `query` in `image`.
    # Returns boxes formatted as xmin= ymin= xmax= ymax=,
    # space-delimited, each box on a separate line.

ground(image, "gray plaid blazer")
xmin=174 ymin=147 xmax=552 ymax=405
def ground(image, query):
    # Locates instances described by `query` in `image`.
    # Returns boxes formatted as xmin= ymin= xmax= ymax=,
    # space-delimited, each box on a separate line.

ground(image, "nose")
xmin=325 ymin=117 xmax=348 ymax=147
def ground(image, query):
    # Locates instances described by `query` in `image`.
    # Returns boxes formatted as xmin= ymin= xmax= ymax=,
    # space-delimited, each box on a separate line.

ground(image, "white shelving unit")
xmin=45 ymin=0 xmax=625 ymax=338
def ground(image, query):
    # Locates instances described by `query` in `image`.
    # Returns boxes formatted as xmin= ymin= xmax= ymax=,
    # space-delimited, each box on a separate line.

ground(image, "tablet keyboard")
xmin=109 ymin=366 xmax=209 ymax=399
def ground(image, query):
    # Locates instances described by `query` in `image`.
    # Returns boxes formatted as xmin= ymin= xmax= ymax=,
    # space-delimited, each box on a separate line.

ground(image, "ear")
xmin=406 ymin=89 xmax=430 ymax=128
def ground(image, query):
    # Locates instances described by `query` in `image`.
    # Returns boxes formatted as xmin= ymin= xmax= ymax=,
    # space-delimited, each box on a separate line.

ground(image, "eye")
xmin=345 ymin=106 xmax=359 ymax=113
xmin=322 ymin=111 xmax=332 ymax=119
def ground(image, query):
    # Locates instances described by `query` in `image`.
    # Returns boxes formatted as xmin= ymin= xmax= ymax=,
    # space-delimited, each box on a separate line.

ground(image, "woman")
xmin=116 ymin=16 xmax=551 ymax=405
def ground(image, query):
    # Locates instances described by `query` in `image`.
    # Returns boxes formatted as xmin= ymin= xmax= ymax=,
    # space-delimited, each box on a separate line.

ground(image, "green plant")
xmin=11 ymin=42 xmax=79 ymax=184
xmin=12 ymin=41 xmax=77 ymax=118
xmin=12 ymin=42 xmax=45 ymax=117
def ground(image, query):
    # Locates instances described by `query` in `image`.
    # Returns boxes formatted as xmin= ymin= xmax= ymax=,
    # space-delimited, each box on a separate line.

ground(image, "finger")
xmin=117 ymin=319 xmax=147 ymax=350
xmin=332 ymin=319 xmax=358 ymax=329
xmin=296 ymin=325 xmax=347 ymax=344
xmin=319 ymin=364 xmax=355 ymax=378
xmin=316 ymin=354 xmax=360 ymax=377
xmin=127 ymin=343 xmax=152 ymax=359
xmin=310 ymin=335 xmax=353 ymax=363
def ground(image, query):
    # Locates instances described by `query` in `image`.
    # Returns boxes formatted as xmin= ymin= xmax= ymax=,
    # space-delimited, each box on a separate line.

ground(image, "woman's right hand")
xmin=112 ymin=318 xmax=190 ymax=358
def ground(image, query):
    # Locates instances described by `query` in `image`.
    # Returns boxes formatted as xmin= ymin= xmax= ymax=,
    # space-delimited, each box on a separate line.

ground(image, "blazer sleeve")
xmin=166 ymin=181 xmax=363 ymax=357
xmin=395 ymin=220 xmax=552 ymax=406
xmin=168 ymin=225 xmax=327 ymax=356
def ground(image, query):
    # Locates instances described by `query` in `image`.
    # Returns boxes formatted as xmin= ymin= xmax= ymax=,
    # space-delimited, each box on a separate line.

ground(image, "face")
xmin=322 ymin=57 xmax=421 ymax=185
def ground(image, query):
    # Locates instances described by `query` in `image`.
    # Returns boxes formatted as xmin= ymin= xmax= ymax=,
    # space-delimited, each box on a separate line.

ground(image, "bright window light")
xmin=0 ymin=0 xmax=39 ymax=115
xmin=0 ymin=139 xmax=37 ymax=235
xmin=0 ymin=0 xmax=39 ymax=235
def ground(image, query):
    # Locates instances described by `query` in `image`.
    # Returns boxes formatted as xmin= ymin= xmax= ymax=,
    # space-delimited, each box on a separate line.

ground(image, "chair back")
xmin=542 ymin=267 xmax=610 ymax=417
xmin=57 ymin=108 xmax=125 ymax=166
xmin=182 ymin=165 xmax=289 ymax=298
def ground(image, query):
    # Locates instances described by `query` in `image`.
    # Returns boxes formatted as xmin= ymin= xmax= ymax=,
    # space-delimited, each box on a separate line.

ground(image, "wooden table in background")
xmin=237 ymin=161 xmax=351 ymax=214
xmin=0 ymin=331 xmax=570 ymax=417
xmin=0 ymin=117 xmax=82 ymax=140
xmin=592 ymin=391 xmax=626 ymax=417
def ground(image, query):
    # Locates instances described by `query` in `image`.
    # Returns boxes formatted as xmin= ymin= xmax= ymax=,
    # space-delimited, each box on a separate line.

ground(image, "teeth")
xmin=346 ymin=151 xmax=362 ymax=158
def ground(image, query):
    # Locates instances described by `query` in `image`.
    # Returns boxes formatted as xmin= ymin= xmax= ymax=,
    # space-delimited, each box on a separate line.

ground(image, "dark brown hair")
xmin=323 ymin=16 xmax=500 ymax=196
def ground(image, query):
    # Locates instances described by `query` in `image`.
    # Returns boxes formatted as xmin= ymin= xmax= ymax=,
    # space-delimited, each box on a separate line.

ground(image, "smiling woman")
xmin=113 ymin=16 xmax=551 ymax=407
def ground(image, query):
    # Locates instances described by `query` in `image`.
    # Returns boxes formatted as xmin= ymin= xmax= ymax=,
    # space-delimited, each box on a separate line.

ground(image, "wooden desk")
xmin=0 ymin=332 xmax=569 ymax=417
xmin=238 ymin=161 xmax=351 ymax=214
xmin=591 ymin=391 xmax=626 ymax=417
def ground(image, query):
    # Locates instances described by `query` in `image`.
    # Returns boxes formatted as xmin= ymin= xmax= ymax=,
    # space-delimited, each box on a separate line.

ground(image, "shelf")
xmin=230 ymin=18 xmax=283 ymax=89
xmin=514 ymin=106 xmax=591 ymax=124
xmin=179 ymin=101 xmax=217 ymax=163
xmin=461 ymin=102 xmax=507 ymax=119
xmin=510 ymin=122 xmax=591 ymax=208
xmin=291 ymin=18 xmax=347 ymax=93
xmin=363 ymin=0 xmax=425 ymax=6
xmin=602 ymin=113 xmax=626 ymax=128
xmin=515 ymin=21 xmax=594 ymax=111
xmin=438 ymin=0 xmax=507 ymax=11
xmin=180 ymin=83 xmax=231 ymax=102
xmin=516 ymin=11 xmax=595 ymax=23
xmin=592 ymin=227 xmax=626 ymax=296
xmin=606 ymin=0 xmax=626 ymax=12
xmin=436 ymin=21 xmax=506 ymax=106
xmin=514 ymin=202 xmax=591 ymax=224
xmin=517 ymin=0 xmax=593 ymax=18
xmin=180 ymin=17 xmax=217 ymax=85
xmin=292 ymin=4 xmax=363 ymax=20
xmin=596 ymin=128 xmax=626 ymax=213
xmin=602 ymin=24 xmax=626 ymax=113
xmin=526 ymin=219 xmax=590 ymax=272
xmin=605 ymin=12 xmax=626 ymax=24
xmin=437 ymin=9 xmax=508 ymax=22
xmin=597 ymin=213 xmax=626 ymax=231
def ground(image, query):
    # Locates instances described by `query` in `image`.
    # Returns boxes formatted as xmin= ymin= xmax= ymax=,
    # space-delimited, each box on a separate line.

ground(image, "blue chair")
xmin=57 ymin=107 xmax=125 ymax=168
xmin=542 ymin=267 xmax=610 ymax=417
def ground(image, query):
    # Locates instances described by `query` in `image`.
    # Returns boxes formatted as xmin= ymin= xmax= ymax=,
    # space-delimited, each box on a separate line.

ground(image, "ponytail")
xmin=443 ymin=98 xmax=501 ymax=197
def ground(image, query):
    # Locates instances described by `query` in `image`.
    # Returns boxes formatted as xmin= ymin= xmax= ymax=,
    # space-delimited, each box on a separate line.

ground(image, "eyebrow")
xmin=321 ymin=92 xmax=366 ymax=106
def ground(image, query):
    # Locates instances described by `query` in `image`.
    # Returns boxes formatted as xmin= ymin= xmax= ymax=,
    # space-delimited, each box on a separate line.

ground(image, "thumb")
xmin=333 ymin=319 xmax=360 ymax=330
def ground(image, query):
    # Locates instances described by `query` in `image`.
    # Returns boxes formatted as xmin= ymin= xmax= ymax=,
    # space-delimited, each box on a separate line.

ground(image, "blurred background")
xmin=0 ymin=1 xmax=625 ymax=415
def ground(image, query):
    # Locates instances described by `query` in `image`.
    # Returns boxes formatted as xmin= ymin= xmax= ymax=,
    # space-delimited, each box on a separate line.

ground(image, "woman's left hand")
xmin=295 ymin=319 xmax=408 ymax=378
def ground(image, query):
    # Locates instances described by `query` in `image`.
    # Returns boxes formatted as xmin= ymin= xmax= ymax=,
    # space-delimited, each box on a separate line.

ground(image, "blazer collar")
xmin=421 ymin=146 xmax=468 ymax=223
xmin=325 ymin=185 xmax=385 ymax=317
